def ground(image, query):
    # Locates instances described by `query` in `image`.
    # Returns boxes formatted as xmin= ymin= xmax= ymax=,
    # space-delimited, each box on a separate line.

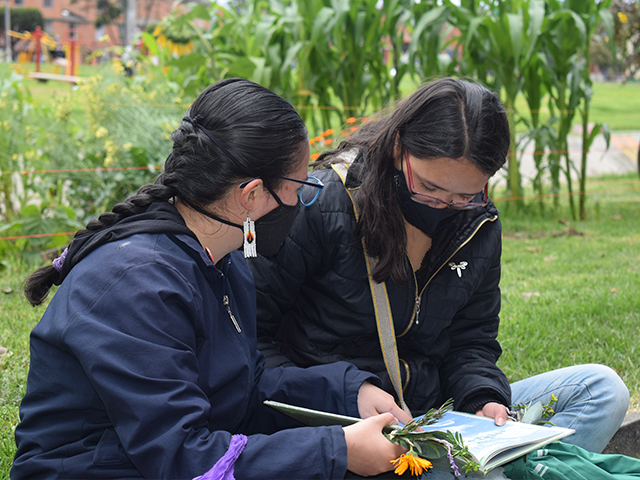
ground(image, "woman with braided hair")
xmin=12 ymin=78 xmax=411 ymax=480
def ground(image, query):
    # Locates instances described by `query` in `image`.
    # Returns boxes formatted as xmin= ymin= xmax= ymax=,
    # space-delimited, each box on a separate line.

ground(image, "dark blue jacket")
xmin=250 ymin=155 xmax=511 ymax=416
xmin=12 ymin=203 xmax=376 ymax=480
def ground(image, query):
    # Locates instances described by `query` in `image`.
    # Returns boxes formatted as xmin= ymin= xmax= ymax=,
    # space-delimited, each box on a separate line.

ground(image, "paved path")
xmin=502 ymin=130 xmax=639 ymax=184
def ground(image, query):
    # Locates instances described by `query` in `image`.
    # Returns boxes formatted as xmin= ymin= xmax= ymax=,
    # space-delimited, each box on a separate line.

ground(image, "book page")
xmin=414 ymin=411 xmax=574 ymax=471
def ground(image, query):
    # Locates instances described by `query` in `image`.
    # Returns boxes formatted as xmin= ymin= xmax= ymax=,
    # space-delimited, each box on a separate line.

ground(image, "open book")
xmin=265 ymin=400 xmax=575 ymax=476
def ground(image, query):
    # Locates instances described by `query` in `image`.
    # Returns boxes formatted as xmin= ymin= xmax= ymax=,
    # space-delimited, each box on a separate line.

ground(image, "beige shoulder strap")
xmin=331 ymin=151 xmax=411 ymax=416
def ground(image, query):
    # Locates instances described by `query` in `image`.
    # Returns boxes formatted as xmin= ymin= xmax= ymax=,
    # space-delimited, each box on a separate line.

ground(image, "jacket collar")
xmin=56 ymin=201 xmax=198 ymax=284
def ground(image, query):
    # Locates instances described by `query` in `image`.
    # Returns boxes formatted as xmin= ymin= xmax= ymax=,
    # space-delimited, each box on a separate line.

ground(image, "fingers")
xmin=493 ymin=407 xmax=508 ymax=426
xmin=343 ymin=414 xmax=407 ymax=476
xmin=475 ymin=402 xmax=509 ymax=426
xmin=387 ymin=403 xmax=412 ymax=425
xmin=356 ymin=381 xmax=411 ymax=425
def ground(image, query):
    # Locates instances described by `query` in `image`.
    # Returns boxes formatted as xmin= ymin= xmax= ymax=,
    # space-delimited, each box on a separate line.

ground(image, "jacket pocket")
xmin=93 ymin=428 xmax=128 ymax=466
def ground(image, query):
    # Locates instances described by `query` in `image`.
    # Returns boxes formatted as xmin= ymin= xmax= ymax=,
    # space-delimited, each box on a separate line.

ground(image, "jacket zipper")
xmin=398 ymin=214 xmax=498 ymax=338
xmin=222 ymin=295 xmax=242 ymax=333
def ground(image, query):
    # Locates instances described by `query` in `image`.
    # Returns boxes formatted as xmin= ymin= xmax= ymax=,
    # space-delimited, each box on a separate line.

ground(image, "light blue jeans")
xmin=422 ymin=364 xmax=629 ymax=479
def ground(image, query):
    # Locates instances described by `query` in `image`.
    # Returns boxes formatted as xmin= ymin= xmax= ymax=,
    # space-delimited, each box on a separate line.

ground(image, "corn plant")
xmin=446 ymin=0 xmax=546 ymax=209
xmin=406 ymin=2 xmax=456 ymax=81
xmin=564 ymin=0 xmax=615 ymax=220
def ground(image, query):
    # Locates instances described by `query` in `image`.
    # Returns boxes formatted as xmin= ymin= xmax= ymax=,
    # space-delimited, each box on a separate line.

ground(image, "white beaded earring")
xmin=243 ymin=211 xmax=257 ymax=258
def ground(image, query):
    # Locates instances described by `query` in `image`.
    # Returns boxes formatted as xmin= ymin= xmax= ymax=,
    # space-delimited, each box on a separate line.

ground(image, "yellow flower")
xmin=391 ymin=453 xmax=433 ymax=476
xmin=123 ymin=142 xmax=133 ymax=151
xmin=550 ymin=393 xmax=558 ymax=402
xmin=618 ymin=12 xmax=629 ymax=24
xmin=95 ymin=127 xmax=109 ymax=139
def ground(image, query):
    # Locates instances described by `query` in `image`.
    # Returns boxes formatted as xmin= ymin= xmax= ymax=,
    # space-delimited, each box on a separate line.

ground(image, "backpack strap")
xmin=331 ymin=150 xmax=412 ymax=416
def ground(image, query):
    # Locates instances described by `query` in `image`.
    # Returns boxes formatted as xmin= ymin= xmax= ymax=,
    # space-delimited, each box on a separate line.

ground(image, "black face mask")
xmin=251 ymin=201 xmax=300 ymax=256
xmin=394 ymin=170 xmax=460 ymax=237
xmin=184 ymin=193 xmax=300 ymax=258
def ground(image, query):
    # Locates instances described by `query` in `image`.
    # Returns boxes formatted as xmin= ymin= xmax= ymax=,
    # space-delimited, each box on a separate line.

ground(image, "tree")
xmin=0 ymin=7 xmax=43 ymax=32
xmin=611 ymin=0 xmax=640 ymax=80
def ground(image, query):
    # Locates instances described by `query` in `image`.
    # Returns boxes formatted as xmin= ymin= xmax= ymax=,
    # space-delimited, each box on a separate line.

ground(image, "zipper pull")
xmin=415 ymin=296 xmax=422 ymax=324
xmin=222 ymin=295 xmax=242 ymax=333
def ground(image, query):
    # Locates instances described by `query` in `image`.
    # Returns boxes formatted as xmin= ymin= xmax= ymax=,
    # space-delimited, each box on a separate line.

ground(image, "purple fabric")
xmin=192 ymin=434 xmax=248 ymax=480
xmin=52 ymin=248 xmax=68 ymax=273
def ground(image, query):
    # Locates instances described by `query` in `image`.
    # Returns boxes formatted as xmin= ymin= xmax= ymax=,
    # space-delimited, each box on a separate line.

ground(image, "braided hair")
xmin=25 ymin=78 xmax=308 ymax=305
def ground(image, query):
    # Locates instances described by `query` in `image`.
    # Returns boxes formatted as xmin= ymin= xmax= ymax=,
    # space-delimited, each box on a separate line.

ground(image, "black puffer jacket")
xmin=250 ymin=151 xmax=511 ymax=415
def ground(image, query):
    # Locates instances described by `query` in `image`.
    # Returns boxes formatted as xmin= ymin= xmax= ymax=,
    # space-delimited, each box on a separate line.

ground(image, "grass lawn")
xmin=1 ymin=173 xmax=639 ymax=477
xmin=513 ymin=81 xmax=640 ymax=132
xmin=497 ymin=175 xmax=640 ymax=413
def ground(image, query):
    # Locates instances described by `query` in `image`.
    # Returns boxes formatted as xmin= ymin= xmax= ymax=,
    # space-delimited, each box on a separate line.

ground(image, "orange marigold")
xmin=309 ymin=139 xmax=315 ymax=145
xmin=391 ymin=453 xmax=433 ymax=476
xmin=346 ymin=117 xmax=357 ymax=124
xmin=310 ymin=153 xmax=320 ymax=160
xmin=324 ymin=139 xmax=332 ymax=146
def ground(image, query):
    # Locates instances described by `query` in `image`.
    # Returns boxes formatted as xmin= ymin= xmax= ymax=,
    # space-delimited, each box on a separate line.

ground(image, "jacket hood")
xmin=56 ymin=201 xmax=198 ymax=285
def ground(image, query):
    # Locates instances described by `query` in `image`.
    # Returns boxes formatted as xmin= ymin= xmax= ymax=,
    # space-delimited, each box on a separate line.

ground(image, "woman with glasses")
xmin=12 ymin=78 xmax=411 ymax=480
xmin=249 ymin=77 xmax=629 ymax=463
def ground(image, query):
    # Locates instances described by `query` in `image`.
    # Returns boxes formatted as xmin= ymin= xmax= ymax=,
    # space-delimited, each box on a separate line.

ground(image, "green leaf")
xmin=585 ymin=123 xmax=602 ymax=151
xmin=226 ymin=56 xmax=257 ymax=79
xmin=598 ymin=9 xmax=616 ymax=57
xmin=140 ymin=32 xmax=160 ymax=59
xmin=280 ymin=42 xmax=304 ymax=76
xmin=408 ymin=6 xmax=448 ymax=55
xmin=167 ymin=53 xmax=207 ymax=69
xmin=20 ymin=204 xmax=40 ymax=217
xmin=507 ymin=12 xmax=524 ymax=62
xmin=521 ymin=401 xmax=543 ymax=424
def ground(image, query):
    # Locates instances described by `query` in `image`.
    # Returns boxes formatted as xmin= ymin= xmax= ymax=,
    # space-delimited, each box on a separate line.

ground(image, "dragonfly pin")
xmin=449 ymin=261 xmax=468 ymax=277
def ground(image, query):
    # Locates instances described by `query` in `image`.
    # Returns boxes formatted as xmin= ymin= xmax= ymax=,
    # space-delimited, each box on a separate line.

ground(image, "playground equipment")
xmin=9 ymin=26 xmax=80 ymax=83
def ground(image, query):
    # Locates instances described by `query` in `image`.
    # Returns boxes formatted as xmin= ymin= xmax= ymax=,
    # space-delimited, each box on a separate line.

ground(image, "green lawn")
xmin=497 ymin=174 xmax=640 ymax=412
xmin=514 ymin=81 xmax=640 ymax=132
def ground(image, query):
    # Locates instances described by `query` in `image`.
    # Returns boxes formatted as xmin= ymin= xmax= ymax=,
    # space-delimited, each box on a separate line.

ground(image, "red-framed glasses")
xmin=404 ymin=150 xmax=489 ymax=210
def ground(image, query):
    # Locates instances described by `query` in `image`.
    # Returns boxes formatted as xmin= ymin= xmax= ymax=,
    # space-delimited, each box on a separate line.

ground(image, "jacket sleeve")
xmin=438 ymin=224 xmax=511 ymax=412
xmin=239 ymin=355 xmax=380 ymax=435
xmin=62 ymin=261 xmax=358 ymax=480
xmin=248 ymin=199 xmax=326 ymax=367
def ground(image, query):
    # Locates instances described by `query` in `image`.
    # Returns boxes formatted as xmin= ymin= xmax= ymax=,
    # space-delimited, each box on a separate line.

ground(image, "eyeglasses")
xmin=404 ymin=150 xmax=488 ymax=210
xmin=239 ymin=175 xmax=325 ymax=207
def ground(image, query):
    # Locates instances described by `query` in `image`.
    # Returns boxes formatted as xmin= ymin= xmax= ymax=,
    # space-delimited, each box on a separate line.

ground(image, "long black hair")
xmin=25 ymin=78 xmax=308 ymax=305
xmin=317 ymin=77 xmax=510 ymax=284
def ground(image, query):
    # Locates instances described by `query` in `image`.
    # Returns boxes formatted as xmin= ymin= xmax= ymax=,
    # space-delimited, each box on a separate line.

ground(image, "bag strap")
xmin=331 ymin=151 xmax=412 ymax=416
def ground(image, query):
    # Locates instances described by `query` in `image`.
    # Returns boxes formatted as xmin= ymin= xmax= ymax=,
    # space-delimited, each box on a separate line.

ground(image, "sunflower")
xmin=152 ymin=23 xmax=194 ymax=57
xmin=391 ymin=452 xmax=433 ymax=476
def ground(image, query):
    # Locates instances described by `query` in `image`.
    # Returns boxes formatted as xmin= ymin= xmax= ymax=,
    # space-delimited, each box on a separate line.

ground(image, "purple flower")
xmin=447 ymin=448 xmax=461 ymax=478
xmin=192 ymin=434 xmax=248 ymax=480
